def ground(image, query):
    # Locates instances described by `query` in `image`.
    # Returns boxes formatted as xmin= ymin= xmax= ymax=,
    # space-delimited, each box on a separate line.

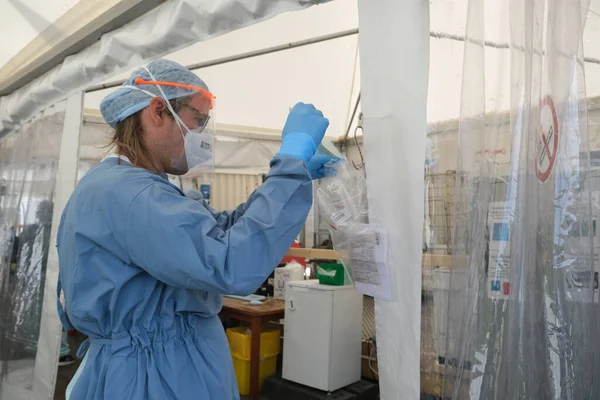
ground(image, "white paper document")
xmin=346 ymin=227 xmax=392 ymax=300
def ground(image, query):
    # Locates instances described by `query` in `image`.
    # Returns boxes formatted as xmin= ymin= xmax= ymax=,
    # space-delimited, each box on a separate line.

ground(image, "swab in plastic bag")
xmin=316 ymin=158 xmax=392 ymax=300
xmin=318 ymin=159 xmax=369 ymax=228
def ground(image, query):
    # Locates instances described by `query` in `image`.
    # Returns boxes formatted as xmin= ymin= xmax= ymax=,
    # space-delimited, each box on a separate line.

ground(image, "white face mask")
xmin=171 ymin=125 xmax=214 ymax=173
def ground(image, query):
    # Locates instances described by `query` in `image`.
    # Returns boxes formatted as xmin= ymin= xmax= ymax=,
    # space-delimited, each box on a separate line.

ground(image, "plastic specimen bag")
xmin=317 ymin=159 xmax=368 ymax=227
xmin=438 ymin=0 xmax=596 ymax=399
xmin=317 ymin=159 xmax=392 ymax=300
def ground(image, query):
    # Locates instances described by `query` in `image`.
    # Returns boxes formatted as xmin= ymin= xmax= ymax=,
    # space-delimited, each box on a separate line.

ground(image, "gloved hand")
xmin=277 ymin=102 xmax=330 ymax=163
xmin=307 ymin=153 xmax=340 ymax=180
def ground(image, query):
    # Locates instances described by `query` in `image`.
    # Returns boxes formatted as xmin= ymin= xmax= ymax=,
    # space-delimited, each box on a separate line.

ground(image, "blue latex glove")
xmin=307 ymin=153 xmax=340 ymax=180
xmin=277 ymin=102 xmax=330 ymax=163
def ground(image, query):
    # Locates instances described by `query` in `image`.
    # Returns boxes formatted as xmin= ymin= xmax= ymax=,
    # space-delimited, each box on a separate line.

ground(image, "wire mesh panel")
xmin=424 ymin=172 xmax=456 ymax=254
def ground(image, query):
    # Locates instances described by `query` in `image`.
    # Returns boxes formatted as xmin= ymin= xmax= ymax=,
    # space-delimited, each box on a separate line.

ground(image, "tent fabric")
xmin=82 ymin=0 xmax=360 ymax=139
xmin=78 ymin=118 xmax=281 ymax=174
xmin=0 ymin=0 xmax=331 ymax=139
xmin=80 ymin=0 xmax=598 ymax=138
xmin=0 ymin=0 xmax=81 ymax=69
xmin=2 ymin=0 xmax=597 ymax=140
xmin=210 ymin=138 xmax=280 ymax=175
xmin=357 ymin=0 xmax=429 ymax=398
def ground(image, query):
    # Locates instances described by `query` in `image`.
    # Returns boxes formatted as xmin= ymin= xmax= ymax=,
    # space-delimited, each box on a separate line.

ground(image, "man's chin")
xmin=167 ymin=156 xmax=189 ymax=176
xmin=166 ymin=165 xmax=189 ymax=176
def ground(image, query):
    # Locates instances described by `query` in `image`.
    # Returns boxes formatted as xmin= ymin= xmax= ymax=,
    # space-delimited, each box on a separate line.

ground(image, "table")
xmin=220 ymin=297 xmax=286 ymax=399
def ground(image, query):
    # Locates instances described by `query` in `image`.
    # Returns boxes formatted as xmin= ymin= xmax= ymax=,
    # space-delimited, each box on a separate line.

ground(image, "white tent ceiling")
xmin=0 ymin=0 xmax=81 ymax=68
xmin=81 ymin=0 xmax=361 ymax=138
xmin=0 ymin=0 xmax=338 ymax=138
xmin=2 ymin=0 xmax=598 ymax=137
xmin=83 ymin=0 xmax=600 ymax=133
xmin=0 ymin=0 xmax=361 ymax=138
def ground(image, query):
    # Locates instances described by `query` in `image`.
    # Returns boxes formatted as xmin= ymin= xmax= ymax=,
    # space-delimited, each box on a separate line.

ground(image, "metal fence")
xmin=424 ymin=171 xmax=456 ymax=254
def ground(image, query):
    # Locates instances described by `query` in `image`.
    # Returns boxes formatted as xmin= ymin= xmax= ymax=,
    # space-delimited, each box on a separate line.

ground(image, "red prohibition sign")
xmin=536 ymin=95 xmax=559 ymax=183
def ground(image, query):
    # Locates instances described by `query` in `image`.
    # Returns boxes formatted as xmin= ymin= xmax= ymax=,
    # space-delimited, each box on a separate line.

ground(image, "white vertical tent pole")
xmin=33 ymin=92 xmax=83 ymax=400
xmin=357 ymin=1 xmax=429 ymax=399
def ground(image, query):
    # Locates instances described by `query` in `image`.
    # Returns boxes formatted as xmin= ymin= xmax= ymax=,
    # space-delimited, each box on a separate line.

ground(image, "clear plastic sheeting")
xmin=0 ymin=104 xmax=65 ymax=400
xmin=434 ymin=0 xmax=594 ymax=398
xmin=421 ymin=0 xmax=468 ymax=395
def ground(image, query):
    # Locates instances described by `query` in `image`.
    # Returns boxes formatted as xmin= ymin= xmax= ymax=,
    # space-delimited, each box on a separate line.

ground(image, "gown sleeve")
xmin=124 ymin=156 xmax=311 ymax=295
xmin=186 ymin=189 xmax=258 ymax=231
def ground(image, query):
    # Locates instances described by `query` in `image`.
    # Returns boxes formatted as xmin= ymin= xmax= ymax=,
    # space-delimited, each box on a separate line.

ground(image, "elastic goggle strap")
xmin=142 ymin=67 xmax=190 ymax=134
xmin=121 ymin=85 xmax=156 ymax=99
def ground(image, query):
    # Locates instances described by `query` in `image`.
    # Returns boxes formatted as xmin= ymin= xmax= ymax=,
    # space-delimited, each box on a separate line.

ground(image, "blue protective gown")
xmin=56 ymin=156 xmax=312 ymax=400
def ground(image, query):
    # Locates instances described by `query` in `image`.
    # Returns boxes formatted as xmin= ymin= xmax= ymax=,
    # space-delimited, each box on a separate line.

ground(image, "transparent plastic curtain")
xmin=420 ymin=0 xmax=468 ymax=396
xmin=432 ymin=0 xmax=595 ymax=399
xmin=0 ymin=105 xmax=65 ymax=400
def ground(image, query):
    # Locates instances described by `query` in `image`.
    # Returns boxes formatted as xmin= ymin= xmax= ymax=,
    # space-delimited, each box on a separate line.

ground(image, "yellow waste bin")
xmin=226 ymin=327 xmax=280 ymax=395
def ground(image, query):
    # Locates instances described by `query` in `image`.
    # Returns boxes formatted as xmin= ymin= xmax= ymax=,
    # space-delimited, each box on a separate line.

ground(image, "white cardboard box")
xmin=274 ymin=263 xmax=304 ymax=299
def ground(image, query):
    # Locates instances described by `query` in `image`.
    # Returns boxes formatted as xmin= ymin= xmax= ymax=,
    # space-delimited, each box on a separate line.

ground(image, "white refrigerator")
xmin=282 ymin=280 xmax=363 ymax=392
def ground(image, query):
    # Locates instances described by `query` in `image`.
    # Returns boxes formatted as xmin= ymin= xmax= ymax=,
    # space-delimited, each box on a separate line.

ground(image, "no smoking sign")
xmin=536 ymin=95 xmax=559 ymax=183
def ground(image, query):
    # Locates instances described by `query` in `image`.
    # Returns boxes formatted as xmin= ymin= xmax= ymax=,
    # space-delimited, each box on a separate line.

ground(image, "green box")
xmin=316 ymin=263 xmax=345 ymax=286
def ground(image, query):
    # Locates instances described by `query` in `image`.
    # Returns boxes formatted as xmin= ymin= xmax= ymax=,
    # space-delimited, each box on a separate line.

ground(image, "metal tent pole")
xmin=85 ymin=28 xmax=360 ymax=93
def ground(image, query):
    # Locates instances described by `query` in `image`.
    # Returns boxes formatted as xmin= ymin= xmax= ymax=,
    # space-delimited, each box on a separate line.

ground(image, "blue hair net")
xmin=100 ymin=59 xmax=210 ymax=128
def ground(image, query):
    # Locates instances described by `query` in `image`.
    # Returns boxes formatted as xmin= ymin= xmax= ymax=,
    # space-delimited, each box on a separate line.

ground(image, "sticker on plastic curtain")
xmin=347 ymin=228 xmax=392 ymax=300
xmin=564 ymin=191 xmax=600 ymax=303
xmin=487 ymin=201 xmax=513 ymax=300
xmin=536 ymin=95 xmax=559 ymax=184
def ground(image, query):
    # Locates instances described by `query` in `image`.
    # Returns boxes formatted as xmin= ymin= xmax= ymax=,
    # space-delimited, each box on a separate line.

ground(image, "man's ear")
xmin=148 ymin=97 xmax=169 ymax=126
